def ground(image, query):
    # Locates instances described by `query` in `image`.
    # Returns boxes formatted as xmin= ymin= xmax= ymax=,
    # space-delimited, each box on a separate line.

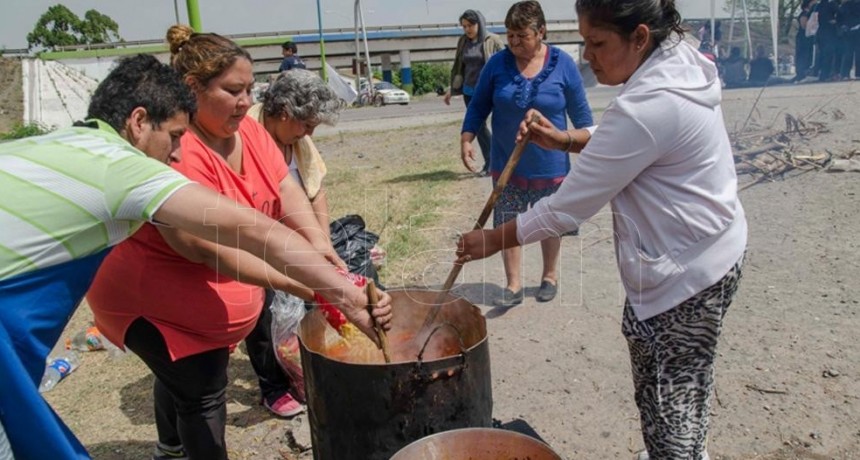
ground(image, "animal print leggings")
xmin=622 ymin=258 xmax=743 ymax=460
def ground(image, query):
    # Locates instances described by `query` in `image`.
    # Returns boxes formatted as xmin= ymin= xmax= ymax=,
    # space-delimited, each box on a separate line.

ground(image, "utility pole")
xmin=316 ymin=0 xmax=328 ymax=81
xmin=354 ymin=0 xmax=373 ymax=99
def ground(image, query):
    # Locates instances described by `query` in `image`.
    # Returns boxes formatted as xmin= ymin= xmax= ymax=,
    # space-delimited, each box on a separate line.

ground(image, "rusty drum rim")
xmin=298 ymin=288 xmax=488 ymax=366
xmin=390 ymin=427 xmax=562 ymax=460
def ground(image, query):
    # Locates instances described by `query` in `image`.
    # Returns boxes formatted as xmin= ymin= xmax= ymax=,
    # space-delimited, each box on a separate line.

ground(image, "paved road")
xmin=318 ymin=85 xmax=623 ymax=137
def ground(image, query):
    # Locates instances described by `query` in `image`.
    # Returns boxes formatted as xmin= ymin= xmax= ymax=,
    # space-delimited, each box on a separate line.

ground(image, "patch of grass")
xmin=0 ymin=122 xmax=51 ymax=140
xmin=320 ymin=123 xmax=467 ymax=284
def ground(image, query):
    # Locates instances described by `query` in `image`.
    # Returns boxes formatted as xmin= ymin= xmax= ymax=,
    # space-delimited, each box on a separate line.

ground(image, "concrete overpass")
xmin=247 ymin=20 xmax=583 ymax=74
xmin=38 ymin=20 xmax=582 ymax=81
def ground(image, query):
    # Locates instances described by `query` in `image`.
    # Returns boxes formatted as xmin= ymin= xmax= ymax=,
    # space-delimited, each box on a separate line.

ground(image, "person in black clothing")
xmin=815 ymin=0 xmax=841 ymax=80
xmin=278 ymin=41 xmax=307 ymax=72
xmin=748 ymin=45 xmax=775 ymax=85
xmin=838 ymin=0 xmax=860 ymax=79
xmin=722 ymin=46 xmax=748 ymax=88
xmin=795 ymin=0 xmax=817 ymax=81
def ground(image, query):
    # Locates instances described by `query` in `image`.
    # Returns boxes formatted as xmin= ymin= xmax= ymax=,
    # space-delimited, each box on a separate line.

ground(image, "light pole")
xmin=173 ymin=0 xmax=180 ymax=24
xmin=354 ymin=0 xmax=373 ymax=99
xmin=316 ymin=0 xmax=328 ymax=81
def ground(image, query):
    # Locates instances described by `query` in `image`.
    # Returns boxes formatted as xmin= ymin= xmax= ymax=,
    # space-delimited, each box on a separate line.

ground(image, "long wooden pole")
xmin=366 ymin=280 xmax=391 ymax=363
xmin=418 ymin=114 xmax=540 ymax=332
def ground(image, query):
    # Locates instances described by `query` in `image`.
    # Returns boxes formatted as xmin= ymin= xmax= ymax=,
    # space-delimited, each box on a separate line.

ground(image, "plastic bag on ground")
xmin=329 ymin=214 xmax=382 ymax=287
xmin=66 ymin=323 xmax=130 ymax=359
xmin=270 ymin=290 xmax=308 ymax=402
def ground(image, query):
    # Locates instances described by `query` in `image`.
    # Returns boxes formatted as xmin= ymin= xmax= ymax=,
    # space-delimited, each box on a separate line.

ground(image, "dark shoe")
xmin=535 ymin=280 xmax=557 ymax=302
xmin=152 ymin=443 xmax=188 ymax=460
xmin=493 ymin=288 xmax=523 ymax=308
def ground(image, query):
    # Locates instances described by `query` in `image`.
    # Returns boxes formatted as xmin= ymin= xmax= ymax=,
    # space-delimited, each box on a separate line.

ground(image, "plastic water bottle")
xmin=39 ymin=351 xmax=80 ymax=393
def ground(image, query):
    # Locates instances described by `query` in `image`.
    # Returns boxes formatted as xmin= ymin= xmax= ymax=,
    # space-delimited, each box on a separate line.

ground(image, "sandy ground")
xmin=20 ymin=79 xmax=860 ymax=459
xmin=415 ymin=81 xmax=860 ymax=460
xmin=0 ymin=58 xmax=23 ymax=133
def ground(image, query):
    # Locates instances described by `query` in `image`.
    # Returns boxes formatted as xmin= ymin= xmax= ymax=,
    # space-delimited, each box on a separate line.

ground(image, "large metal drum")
xmin=390 ymin=428 xmax=563 ymax=460
xmin=298 ymin=289 xmax=493 ymax=460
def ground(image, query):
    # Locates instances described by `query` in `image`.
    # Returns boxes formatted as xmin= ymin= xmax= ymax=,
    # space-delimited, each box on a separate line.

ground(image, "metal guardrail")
xmin=1 ymin=48 xmax=31 ymax=57
xmin=48 ymin=20 xmax=578 ymax=52
xmin=51 ymin=39 xmax=163 ymax=52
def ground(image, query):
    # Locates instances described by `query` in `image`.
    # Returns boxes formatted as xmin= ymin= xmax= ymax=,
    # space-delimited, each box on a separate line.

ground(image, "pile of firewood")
xmin=731 ymin=113 xmax=834 ymax=191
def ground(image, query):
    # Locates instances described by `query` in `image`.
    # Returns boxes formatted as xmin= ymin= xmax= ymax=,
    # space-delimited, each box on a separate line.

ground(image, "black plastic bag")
xmin=329 ymin=215 xmax=382 ymax=287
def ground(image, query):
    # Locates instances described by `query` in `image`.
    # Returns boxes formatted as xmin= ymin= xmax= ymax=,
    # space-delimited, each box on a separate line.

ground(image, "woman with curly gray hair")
xmin=245 ymin=68 xmax=347 ymax=418
xmin=251 ymin=69 xmax=345 ymax=230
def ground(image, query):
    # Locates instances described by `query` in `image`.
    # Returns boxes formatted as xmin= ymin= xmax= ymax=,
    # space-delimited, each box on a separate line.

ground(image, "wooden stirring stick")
xmin=366 ymin=279 xmax=391 ymax=363
xmin=418 ymin=114 xmax=541 ymax=333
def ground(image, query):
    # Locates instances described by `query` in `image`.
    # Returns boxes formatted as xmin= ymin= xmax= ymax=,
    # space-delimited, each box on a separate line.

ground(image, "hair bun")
xmin=166 ymin=24 xmax=194 ymax=55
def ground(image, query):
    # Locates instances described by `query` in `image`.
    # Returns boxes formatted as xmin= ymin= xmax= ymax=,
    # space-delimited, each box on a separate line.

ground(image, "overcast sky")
xmin=1 ymin=0 xmax=730 ymax=50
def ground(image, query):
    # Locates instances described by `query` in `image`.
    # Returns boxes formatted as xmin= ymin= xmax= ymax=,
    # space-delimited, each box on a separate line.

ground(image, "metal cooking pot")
xmin=298 ymin=289 xmax=493 ymax=460
xmin=390 ymin=427 xmax=563 ymax=460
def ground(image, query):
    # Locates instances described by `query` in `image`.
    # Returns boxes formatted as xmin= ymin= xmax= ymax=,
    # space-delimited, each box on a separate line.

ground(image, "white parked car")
xmin=372 ymin=82 xmax=410 ymax=106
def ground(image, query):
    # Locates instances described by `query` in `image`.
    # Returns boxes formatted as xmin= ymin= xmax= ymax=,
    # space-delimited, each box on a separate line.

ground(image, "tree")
xmin=27 ymin=4 xmax=122 ymax=51
xmin=78 ymin=10 xmax=121 ymax=45
xmin=410 ymin=62 xmax=449 ymax=96
xmin=723 ymin=0 xmax=803 ymax=43
xmin=372 ymin=62 xmax=448 ymax=95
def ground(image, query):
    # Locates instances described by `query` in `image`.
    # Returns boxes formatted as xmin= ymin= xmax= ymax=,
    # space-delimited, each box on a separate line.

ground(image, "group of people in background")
xmin=796 ymin=0 xmax=860 ymax=82
xmin=693 ymin=0 xmax=860 ymax=89
xmin=717 ymin=44 xmax=776 ymax=88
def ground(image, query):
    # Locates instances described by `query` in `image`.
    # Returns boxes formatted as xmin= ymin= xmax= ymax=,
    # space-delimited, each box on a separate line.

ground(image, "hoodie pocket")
xmin=617 ymin=238 xmax=682 ymax=291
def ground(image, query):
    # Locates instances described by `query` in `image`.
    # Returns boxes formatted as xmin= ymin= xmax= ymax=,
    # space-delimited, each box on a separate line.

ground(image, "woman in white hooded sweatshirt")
xmin=456 ymin=1 xmax=746 ymax=459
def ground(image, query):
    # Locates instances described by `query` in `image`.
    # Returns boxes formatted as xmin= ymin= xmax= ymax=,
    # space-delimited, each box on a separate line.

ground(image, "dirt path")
xmin=0 ymin=58 xmax=23 ymax=133
xmin=46 ymin=80 xmax=860 ymax=460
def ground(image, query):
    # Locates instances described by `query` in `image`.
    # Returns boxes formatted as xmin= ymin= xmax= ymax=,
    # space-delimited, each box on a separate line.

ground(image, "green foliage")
xmin=720 ymin=0 xmax=803 ymax=42
xmin=27 ymin=5 xmax=80 ymax=50
xmin=0 ymin=123 xmax=51 ymax=141
xmin=27 ymin=4 xmax=122 ymax=50
xmin=372 ymin=62 xmax=448 ymax=95
xmin=410 ymin=62 xmax=449 ymax=96
xmin=78 ymin=10 xmax=121 ymax=45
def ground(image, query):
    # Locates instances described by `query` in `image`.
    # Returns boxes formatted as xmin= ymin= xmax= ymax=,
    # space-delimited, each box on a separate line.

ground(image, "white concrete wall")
xmin=60 ymin=56 xmax=121 ymax=82
xmin=22 ymin=58 xmax=99 ymax=129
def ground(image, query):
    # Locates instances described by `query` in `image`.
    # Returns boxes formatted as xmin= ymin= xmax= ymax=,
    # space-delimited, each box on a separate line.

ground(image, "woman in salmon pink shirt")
xmin=87 ymin=26 xmax=388 ymax=460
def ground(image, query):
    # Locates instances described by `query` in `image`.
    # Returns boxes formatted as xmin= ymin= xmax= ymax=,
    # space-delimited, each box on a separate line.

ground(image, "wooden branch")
xmin=745 ymin=384 xmax=788 ymax=395
xmin=735 ymin=142 xmax=784 ymax=158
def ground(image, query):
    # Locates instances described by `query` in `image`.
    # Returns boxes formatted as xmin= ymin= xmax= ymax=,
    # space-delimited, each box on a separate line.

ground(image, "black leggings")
xmin=125 ymin=318 xmax=230 ymax=460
